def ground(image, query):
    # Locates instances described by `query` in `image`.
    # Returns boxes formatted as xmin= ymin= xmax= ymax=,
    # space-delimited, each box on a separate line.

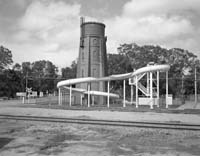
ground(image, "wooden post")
xmin=92 ymin=96 xmax=94 ymax=106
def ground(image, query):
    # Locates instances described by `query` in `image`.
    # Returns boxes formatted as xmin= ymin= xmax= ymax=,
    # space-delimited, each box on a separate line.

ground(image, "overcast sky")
xmin=1 ymin=0 xmax=200 ymax=69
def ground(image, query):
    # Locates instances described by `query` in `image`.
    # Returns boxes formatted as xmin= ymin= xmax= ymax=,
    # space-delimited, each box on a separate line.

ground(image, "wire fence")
xmin=17 ymin=75 xmax=200 ymax=108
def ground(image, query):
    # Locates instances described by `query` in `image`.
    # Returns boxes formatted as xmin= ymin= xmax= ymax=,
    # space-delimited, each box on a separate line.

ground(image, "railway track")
xmin=0 ymin=114 xmax=200 ymax=131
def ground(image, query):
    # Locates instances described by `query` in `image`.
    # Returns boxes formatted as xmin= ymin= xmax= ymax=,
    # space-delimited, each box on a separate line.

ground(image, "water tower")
xmin=76 ymin=17 xmax=108 ymax=105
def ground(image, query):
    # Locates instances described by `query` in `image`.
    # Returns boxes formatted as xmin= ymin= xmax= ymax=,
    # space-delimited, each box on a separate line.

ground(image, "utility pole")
xmin=194 ymin=65 xmax=197 ymax=108
xmin=181 ymin=75 xmax=184 ymax=104
xmin=194 ymin=60 xmax=199 ymax=108
xmin=25 ymin=72 xmax=28 ymax=92
xmin=195 ymin=66 xmax=197 ymax=103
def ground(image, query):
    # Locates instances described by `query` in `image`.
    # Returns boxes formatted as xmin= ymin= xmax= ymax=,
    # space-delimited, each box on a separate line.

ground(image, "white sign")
xmin=166 ymin=94 xmax=173 ymax=105
xmin=39 ymin=92 xmax=43 ymax=97
xmin=16 ymin=92 xmax=26 ymax=97
xmin=29 ymin=91 xmax=37 ymax=97
xmin=26 ymin=87 xmax=32 ymax=93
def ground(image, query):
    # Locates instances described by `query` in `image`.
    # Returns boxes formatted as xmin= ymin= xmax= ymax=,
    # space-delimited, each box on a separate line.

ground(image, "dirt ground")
xmin=0 ymin=119 xmax=200 ymax=156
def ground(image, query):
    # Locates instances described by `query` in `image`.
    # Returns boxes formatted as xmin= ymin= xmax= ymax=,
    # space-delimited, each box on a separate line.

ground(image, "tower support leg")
xmin=131 ymin=85 xmax=133 ymax=104
xmin=136 ymin=76 xmax=138 ymax=108
xmin=80 ymin=94 xmax=83 ymax=106
xmin=69 ymin=85 xmax=72 ymax=107
xmin=150 ymin=72 xmax=153 ymax=109
xmin=123 ymin=80 xmax=126 ymax=107
xmin=58 ymin=88 xmax=61 ymax=106
xmin=166 ymin=71 xmax=169 ymax=108
xmin=157 ymin=71 xmax=159 ymax=107
xmin=107 ymin=81 xmax=110 ymax=108
xmin=87 ymin=83 xmax=90 ymax=107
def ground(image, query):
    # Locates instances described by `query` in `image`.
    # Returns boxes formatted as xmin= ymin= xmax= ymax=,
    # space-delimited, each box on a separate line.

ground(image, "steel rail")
xmin=0 ymin=114 xmax=200 ymax=131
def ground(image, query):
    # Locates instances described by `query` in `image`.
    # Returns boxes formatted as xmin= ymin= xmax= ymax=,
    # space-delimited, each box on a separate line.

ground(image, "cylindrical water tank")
xmin=81 ymin=22 xmax=105 ymax=37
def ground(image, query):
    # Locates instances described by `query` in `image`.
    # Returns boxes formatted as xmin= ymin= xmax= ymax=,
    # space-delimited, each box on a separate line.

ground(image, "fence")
xmin=21 ymin=76 xmax=200 ymax=108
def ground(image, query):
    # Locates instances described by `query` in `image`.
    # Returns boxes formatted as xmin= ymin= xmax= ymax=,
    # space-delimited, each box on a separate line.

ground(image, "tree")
xmin=22 ymin=62 xmax=32 ymax=76
xmin=61 ymin=61 xmax=77 ymax=79
xmin=110 ymin=43 xmax=200 ymax=98
xmin=13 ymin=63 xmax=21 ymax=71
xmin=107 ymin=53 xmax=132 ymax=75
xmin=0 ymin=46 xmax=13 ymax=71
xmin=31 ymin=60 xmax=58 ymax=93
xmin=20 ymin=60 xmax=58 ymax=94
xmin=0 ymin=69 xmax=22 ymax=98
xmin=106 ymin=54 xmax=131 ymax=97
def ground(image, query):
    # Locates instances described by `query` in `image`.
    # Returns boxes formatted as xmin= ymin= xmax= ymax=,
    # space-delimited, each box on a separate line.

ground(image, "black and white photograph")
xmin=0 ymin=0 xmax=200 ymax=155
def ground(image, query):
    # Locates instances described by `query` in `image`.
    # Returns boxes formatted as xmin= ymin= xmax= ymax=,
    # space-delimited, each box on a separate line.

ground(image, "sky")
xmin=0 ymin=0 xmax=200 ymax=69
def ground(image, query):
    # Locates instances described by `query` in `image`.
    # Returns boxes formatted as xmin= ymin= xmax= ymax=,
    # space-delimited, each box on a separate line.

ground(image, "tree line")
xmin=108 ymin=43 xmax=200 ymax=98
xmin=0 ymin=43 xmax=200 ymax=99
